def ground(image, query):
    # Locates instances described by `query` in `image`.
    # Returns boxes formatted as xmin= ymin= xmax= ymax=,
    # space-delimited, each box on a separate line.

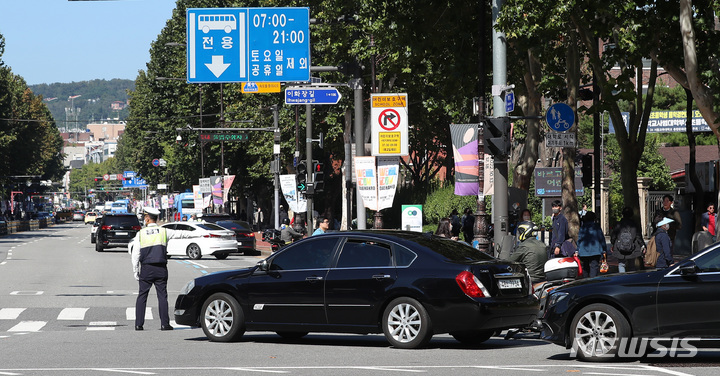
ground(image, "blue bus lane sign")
xmin=187 ymin=7 xmax=310 ymax=83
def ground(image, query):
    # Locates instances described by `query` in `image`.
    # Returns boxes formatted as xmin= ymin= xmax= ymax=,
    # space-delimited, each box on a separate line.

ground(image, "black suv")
xmin=95 ymin=214 xmax=142 ymax=252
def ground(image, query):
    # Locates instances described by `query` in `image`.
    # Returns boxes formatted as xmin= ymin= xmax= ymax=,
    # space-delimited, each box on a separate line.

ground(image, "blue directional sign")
xmin=546 ymin=103 xmax=575 ymax=132
xmin=187 ymin=7 xmax=310 ymax=83
xmin=285 ymin=86 xmax=342 ymax=105
xmin=505 ymin=91 xmax=515 ymax=113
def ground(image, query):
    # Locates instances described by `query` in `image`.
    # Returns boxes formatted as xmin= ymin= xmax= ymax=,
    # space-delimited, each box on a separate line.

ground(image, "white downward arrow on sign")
xmin=205 ymin=55 xmax=230 ymax=78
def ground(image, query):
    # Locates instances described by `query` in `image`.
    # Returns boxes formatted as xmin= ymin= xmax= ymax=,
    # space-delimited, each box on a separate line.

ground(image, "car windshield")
xmin=197 ymin=223 xmax=226 ymax=231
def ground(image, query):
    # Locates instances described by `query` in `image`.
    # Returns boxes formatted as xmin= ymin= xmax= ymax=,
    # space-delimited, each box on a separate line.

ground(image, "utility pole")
xmin=352 ymin=78 xmax=366 ymax=229
xmin=273 ymin=105 xmax=281 ymax=230
xmin=305 ymin=104 xmax=315 ymax=234
xmin=491 ymin=0 xmax=509 ymax=256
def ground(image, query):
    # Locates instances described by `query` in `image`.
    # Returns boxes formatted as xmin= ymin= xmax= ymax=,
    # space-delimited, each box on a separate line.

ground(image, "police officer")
xmin=131 ymin=207 xmax=173 ymax=331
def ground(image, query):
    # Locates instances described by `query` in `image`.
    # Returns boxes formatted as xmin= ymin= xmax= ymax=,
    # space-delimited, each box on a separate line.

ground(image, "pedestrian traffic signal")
xmin=483 ymin=117 xmax=511 ymax=159
xmin=296 ymin=161 xmax=308 ymax=193
xmin=312 ymin=161 xmax=324 ymax=193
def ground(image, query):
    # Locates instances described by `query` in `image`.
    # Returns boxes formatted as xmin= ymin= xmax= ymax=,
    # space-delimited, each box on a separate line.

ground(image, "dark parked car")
xmin=215 ymin=220 xmax=258 ymax=256
xmin=174 ymin=230 xmax=539 ymax=348
xmin=541 ymin=242 xmax=720 ymax=361
xmin=95 ymin=213 xmax=142 ymax=252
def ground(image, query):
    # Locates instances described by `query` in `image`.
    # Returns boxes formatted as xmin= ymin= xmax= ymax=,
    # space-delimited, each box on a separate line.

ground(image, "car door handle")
xmin=372 ymin=274 xmax=392 ymax=280
xmin=306 ymin=276 xmax=323 ymax=281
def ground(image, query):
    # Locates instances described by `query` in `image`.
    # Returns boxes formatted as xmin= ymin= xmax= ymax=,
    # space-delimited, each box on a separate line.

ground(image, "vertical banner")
xmin=377 ymin=156 xmax=399 ymax=210
xmin=401 ymin=205 xmax=423 ymax=232
xmin=222 ymin=175 xmax=235 ymax=202
xmin=161 ymin=195 xmax=169 ymax=210
xmin=355 ymin=156 xmax=378 ymax=209
xmin=483 ymin=154 xmax=494 ymax=196
xmin=210 ymin=175 xmax=223 ymax=205
xmin=450 ymin=123 xmax=479 ymax=196
xmin=192 ymin=185 xmax=204 ymax=210
xmin=279 ymin=174 xmax=307 ymax=213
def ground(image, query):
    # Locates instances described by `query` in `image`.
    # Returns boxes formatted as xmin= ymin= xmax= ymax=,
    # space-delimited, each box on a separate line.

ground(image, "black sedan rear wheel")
xmin=450 ymin=330 xmax=494 ymax=346
xmin=382 ymin=297 xmax=433 ymax=349
xmin=201 ymin=293 xmax=245 ymax=342
xmin=571 ymin=303 xmax=631 ymax=361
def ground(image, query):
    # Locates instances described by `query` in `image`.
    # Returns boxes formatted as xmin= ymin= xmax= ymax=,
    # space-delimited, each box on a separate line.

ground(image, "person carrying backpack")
xmin=611 ymin=207 xmax=646 ymax=273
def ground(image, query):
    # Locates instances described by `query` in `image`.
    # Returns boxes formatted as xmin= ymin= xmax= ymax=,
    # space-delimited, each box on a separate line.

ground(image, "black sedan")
xmin=541 ymin=242 xmax=720 ymax=361
xmin=215 ymin=220 xmax=259 ymax=256
xmin=174 ymin=230 xmax=539 ymax=348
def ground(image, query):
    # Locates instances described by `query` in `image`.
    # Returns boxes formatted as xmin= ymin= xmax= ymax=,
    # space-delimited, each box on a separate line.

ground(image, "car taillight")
xmin=456 ymin=271 xmax=491 ymax=298
xmin=101 ymin=225 xmax=112 ymax=230
xmin=203 ymin=234 xmax=221 ymax=238
xmin=132 ymin=226 xmax=142 ymax=231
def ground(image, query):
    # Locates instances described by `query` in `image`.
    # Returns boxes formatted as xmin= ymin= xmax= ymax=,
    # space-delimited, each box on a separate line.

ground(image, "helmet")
xmin=282 ymin=218 xmax=290 ymax=225
xmin=516 ymin=221 xmax=537 ymax=242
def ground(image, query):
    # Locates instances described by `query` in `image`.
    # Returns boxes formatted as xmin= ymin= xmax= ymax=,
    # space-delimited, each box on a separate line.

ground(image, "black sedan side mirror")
xmin=678 ymin=261 xmax=699 ymax=276
xmin=257 ymin=259 xmax=269 ymax=272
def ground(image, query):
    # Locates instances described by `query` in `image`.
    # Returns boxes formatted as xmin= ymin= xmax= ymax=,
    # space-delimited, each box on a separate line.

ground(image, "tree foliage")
xmin=0 ymin=33 xmax=65 ymax=198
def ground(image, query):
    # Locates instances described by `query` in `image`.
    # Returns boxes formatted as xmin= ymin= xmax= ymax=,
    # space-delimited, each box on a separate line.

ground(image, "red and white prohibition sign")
xmin=378 ymin=109 xmax=401 ymax=131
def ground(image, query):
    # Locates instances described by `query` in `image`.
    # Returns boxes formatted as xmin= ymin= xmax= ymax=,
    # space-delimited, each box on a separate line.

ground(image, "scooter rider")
xmin=509 ymin=221 xmax=548 ymax=283
xmin=280 ymin=218 xmax=304 ymax=244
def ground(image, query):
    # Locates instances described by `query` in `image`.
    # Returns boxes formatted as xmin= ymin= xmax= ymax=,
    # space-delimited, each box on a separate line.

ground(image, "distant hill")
xmin=29 ymin=79 xmax=134 ymax=131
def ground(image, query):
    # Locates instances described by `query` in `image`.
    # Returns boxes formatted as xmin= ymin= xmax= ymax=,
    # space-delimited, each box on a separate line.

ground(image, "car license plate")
xmin=498 ymin=279 xmax=522 ymax=289
xmin=116 ymin=232 xmax=128 ymax=236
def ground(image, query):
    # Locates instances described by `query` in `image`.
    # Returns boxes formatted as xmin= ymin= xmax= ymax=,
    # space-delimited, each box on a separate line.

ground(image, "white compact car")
xmin=162 ymin=222 xmax=236 ymax=260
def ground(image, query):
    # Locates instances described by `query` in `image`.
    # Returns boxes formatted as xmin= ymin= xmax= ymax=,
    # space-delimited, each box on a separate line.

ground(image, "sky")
xmin=0 ymin=0 xmax=178 ymax=85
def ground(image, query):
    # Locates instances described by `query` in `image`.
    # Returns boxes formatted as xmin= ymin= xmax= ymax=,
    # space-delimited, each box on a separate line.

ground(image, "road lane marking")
xmin=223 ymin=368 xmax=288 ymax=374
xmin=57 ymin=308 xmax=89 ymax=320
xmin=10 ymin=291 xmax=44 ymax=295
xmin=125 ymin=307 xmax=153 ymax=321
xmin=91 ymin=369 xmax=155 ymax=375
xmin=87 ymin=322 xmax=117 ymax=331
xmin=8 ymin=321 xmax=46 ymax=332
xmin=0 ymin=308 xmax=26 ymax=320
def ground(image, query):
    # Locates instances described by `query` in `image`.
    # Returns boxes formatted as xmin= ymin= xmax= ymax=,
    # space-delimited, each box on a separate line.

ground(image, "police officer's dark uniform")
xmin=131 ymin=207 xmax=173 ymax=331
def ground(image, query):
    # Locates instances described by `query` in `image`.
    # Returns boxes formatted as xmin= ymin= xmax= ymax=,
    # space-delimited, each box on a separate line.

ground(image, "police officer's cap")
xmin=144 ymin=207 xmax=160 ymax=216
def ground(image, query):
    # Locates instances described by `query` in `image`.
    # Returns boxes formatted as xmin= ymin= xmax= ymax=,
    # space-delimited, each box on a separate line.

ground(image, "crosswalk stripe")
xmin=57 ymin=308 xmax=89 ymax=320
xmin=87 ymin=321 xmax=117 ymax=331
xmin=0 ymin=308 xmax=26 ymax=320
xmin=8 ymin=321 xmax=47 ymax=332
xmin=125 ymin=307 xmax=153 ymax=321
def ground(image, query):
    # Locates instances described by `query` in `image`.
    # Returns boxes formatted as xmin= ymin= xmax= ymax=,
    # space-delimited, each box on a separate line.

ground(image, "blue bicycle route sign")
xmin=545 ymin=103 xmax=575 ymax=132
xmin=186 ymin=7 xmax=310 ymax=83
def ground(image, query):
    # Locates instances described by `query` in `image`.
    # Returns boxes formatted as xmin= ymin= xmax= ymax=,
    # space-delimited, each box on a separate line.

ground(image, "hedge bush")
xmin=424 ymin=184 xmax=479 ymax=224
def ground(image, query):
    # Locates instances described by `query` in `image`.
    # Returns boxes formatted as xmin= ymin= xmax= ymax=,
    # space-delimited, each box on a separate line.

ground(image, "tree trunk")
xmin=680 ymin=0 xmax=720 ymax=140
xmin=563 ymin=30 xmax=580 ymax=240
xmin=513 ymin=50 xmax=543 ymax=190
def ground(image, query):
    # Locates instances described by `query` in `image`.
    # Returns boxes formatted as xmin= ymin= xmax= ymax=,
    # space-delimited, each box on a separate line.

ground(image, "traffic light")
xmin=483 ymin=117 xmax=511 ymax=159
xmin=312 ymin=161 xmax=324 ymax=193
xmin=296 ymin=161 xmax=308 ymax=193
xmin=580 ymin=154 xmax=593 ymax=188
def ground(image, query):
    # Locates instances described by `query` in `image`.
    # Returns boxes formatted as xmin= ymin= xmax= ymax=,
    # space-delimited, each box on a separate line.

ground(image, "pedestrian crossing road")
xmin=0 ymin=306 xmax=193 ymax=336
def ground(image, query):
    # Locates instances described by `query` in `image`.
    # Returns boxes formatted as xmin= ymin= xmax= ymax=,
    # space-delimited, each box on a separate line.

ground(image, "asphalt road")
xmin=1 ymin=222 xmax=719 ymax=376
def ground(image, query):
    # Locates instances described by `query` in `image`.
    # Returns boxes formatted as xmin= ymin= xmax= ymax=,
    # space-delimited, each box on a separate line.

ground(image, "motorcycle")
xmin=261 ymin=229 xmax=285 ymax=253
xmin=505 ymin=255 xmax=583 ymax=339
